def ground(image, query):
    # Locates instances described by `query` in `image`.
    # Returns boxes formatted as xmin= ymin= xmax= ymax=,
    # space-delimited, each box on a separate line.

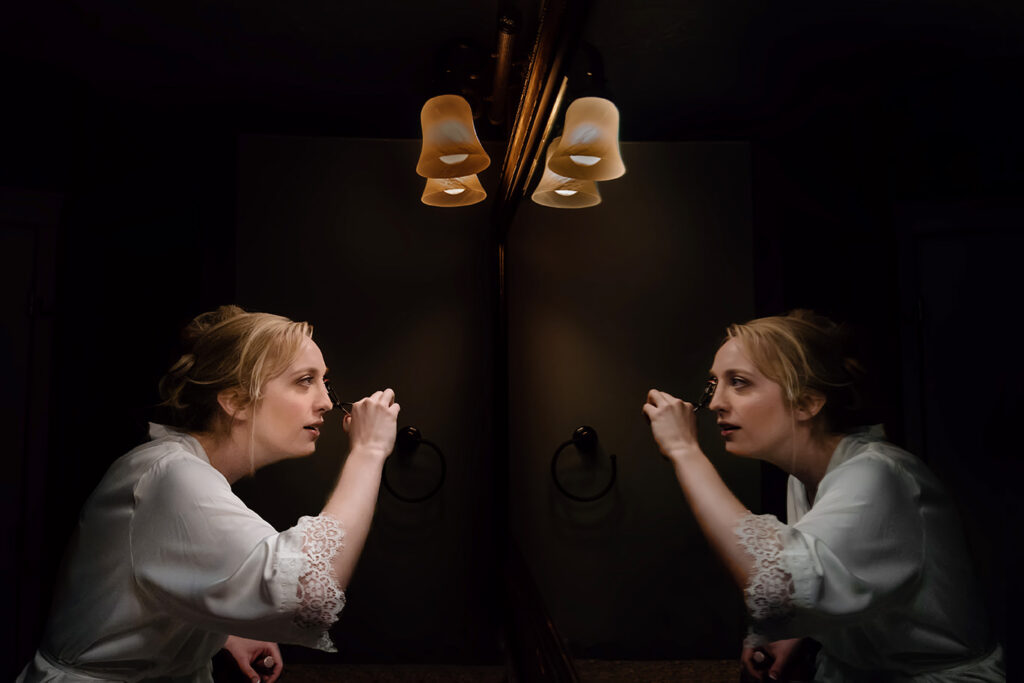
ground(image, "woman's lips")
xmin=304 ymin=425 xmax=321 ymax=438
xmin=718 ymin=423 xmax=739 ymax=437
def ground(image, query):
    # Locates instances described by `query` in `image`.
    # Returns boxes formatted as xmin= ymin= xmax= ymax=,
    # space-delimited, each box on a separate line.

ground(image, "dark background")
xmin=3 ymin=0 xmax=1022 ymax=678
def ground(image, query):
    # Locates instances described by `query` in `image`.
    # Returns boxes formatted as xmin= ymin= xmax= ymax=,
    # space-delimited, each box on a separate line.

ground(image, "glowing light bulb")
xmin=554 ymin=189 xmax=578 ymax=196
xmin=443 ymin=188 xmax=466 ymax=195
xmin=440 ymin=154 xmax=469 ymax=165
xmin=569 ymin=155 xmax=601 ymax=166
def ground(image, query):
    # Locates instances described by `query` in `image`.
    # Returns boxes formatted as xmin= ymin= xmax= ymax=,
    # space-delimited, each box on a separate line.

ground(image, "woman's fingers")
xmin=356 ymin=388 xmax=396 ymax=407
xmin=646 ymin=389 xmax=677 ymax=405
xmin=237 ymin=660 xmax=259 ymax=683
xmin=740 ymin=646 xmax=765 ymax=681
xmin=263 ymin=644 xmax=283 ymax=683
xmin=644 ymin=388 xmax=702 ymax=461
xmin=350 ymin=391 xmax=399 ymax=420
xmin=344 ymin=389 xmax=399 ymax=458
xmin=645 ymin=390 xmax=694 ymax=415
xmin=646 ymin=389 xmax=690 ymax=408
xmin=763 ymin=637 xmax=803 ymax=681
xmin=351 ymin=389 xmax=397 ymax=411
xmin=369 ymin=388 xmax=393 ymax=405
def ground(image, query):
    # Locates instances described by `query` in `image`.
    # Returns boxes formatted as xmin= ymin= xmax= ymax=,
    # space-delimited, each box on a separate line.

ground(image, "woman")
xmin=18 ymin=305 xmax=399 ymax=682
xmin=644 ymin=310 xmax=1003 ymax=682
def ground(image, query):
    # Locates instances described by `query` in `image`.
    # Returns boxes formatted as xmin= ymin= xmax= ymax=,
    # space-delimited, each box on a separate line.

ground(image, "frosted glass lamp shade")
xmin=531 ymin=137 xmax=601 ymax=208
xmin=421 ymin=174 xmax=487 ymax=207
xmin=548 ymin=97 xmax=625 ymax=181
xmin=416 ymin=95 xmax=491 ymax=178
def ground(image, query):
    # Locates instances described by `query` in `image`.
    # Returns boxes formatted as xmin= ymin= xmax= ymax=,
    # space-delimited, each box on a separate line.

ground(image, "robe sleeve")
xmin=128 ymin=453 xmax=346 ymax=651
xmin=735 ymin=454 xmax=924 ymax=645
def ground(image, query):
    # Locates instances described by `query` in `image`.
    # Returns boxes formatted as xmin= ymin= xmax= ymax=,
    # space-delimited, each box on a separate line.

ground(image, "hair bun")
xmin=167 ymin=352 xmax=196 ymax=378
xmin=180 ymin=305 xmax=247 ymax=350
xmin=788 ymin=308 xmax=859 ymax=360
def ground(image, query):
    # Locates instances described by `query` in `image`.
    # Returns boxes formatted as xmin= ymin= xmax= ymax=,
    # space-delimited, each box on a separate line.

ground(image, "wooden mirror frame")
xmin=492 ymin=1 xmax=590 ymax=680
xmin=493 ymin=0 xmax=590 ymax=229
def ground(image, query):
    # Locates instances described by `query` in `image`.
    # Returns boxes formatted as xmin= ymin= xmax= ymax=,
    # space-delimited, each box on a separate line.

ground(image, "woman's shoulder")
xmin=822 ymin=431 xmax=927 ymax=501
xmin=829 ymin=426 xmax=917 ymax=471
xmin=116 ymin=425 xmax=226 ymax=494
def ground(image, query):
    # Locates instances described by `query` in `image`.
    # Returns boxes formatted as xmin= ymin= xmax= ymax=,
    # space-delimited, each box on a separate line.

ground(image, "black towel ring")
xmin=550 ymin=425 xmax=617 ymax=502
xmin=383 ymin=426 xmax=447 ymax=503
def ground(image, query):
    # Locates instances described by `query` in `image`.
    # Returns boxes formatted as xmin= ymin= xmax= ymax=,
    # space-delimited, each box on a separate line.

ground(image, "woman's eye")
xmin=730 ymin=376 xmax=748 ymax=387
xmin=298 ymin=376 xmax=314 ymax=386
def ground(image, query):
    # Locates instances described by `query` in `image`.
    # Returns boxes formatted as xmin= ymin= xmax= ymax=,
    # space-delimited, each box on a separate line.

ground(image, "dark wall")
xmin=2 ymin=189 xmax=61 ymax=682
xmin=51 ymin=116 xmax=236 ymax=505
xmin=2 ymin=98 xmax=240 ymax=676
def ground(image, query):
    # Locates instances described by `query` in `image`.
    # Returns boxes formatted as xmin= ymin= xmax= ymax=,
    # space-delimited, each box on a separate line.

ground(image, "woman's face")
xmin=708 ymin=338 xmax=795 ymax=460
xmin=252 ymin=337 xmax=333 ymax=461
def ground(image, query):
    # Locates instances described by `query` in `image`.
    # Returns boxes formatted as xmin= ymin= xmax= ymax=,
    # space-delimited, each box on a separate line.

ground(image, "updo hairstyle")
xmin=724 ymin=310 xmax=867 ymax=434
xmin=158 ymin=305 xmax=314 ymax=433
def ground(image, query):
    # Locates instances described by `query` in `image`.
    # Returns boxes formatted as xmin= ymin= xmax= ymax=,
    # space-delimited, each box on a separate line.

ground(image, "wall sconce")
xmin=421 ymin=174 xmax=487 ymax=207
xmin=416 ymin=94 xmax=491 ymax=179
xmin=531 ymin=136 xmax=601 ymax=208
xmin=547 ymin=97 xmax=625 ymax=182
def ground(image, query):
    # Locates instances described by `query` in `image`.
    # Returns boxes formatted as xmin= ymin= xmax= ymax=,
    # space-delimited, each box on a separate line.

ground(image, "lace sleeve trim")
xmin=735 ymin=512 xmax=796 ymax=630
xmin=293 ymin=514 xmax=347 ymax=652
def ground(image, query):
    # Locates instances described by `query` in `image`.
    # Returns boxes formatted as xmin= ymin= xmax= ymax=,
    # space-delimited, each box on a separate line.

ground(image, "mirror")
xmin=503 ymin=0 xmax=1021 ymax=679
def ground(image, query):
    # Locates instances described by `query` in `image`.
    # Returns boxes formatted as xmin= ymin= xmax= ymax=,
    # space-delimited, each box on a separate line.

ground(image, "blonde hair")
xmin=724 ymin=310 xmax=866 ymax=434
xmin=158 ymin=305 xmax=314 ymax=434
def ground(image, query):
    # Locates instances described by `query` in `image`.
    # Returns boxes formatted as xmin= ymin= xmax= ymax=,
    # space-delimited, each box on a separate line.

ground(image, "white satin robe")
xmin=17 ymin=424 xmax=346 ymax=682
xmin=736 ymin=426 xmax=1004 ymax=681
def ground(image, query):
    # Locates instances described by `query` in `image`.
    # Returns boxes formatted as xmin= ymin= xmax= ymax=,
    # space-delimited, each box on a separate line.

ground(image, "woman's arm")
xmin=129 ymin=397 xmax=397 ymax=650
xmin=320 ymin=388 xmax=399 ymax=588
xmin=644 ymin=389 xmax=752 ymax=589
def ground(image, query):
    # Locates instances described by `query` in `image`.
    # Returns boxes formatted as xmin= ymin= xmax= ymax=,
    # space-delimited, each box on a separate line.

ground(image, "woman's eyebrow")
xmin=712 ymin=368 xmax=748 ymax=378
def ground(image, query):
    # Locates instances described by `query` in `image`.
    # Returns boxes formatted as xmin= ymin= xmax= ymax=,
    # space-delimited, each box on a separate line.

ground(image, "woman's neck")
xmin=782 ymin=431 xmax=845 ymax=502
xmin=193 ymin=429 xmax=253 ymax=484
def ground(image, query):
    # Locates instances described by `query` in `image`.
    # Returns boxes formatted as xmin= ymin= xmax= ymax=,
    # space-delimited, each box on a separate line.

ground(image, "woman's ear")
xmin=794 ymin=390 xmax=827 ymax=423
xmin=217 ymin=388 xmax=251 ymax=422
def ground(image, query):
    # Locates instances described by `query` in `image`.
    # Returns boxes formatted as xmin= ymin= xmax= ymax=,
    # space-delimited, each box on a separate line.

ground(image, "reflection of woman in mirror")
xmin=18 ymin=306 xmax=400 ymax=683
xmin=644 ymin=310 xmax=1004 ymax=681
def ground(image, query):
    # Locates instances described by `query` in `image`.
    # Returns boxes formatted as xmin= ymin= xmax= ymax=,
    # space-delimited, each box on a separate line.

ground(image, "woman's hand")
xmin=343 ymin=388 xmax=400 ymax=461
xmin=741 ymin=638 xmax=805 ymax=681
xmin=222 ymin=635 xmax=283 ymax=683
xmin=643 ymin=389 xmax=700 ymax=463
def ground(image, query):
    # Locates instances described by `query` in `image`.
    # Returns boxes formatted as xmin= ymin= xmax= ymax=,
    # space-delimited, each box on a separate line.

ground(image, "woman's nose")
xmin=316 ymin=385 xmax=333 ymax=413
xmin=708 ymin=389 xmax=725 ymax=412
